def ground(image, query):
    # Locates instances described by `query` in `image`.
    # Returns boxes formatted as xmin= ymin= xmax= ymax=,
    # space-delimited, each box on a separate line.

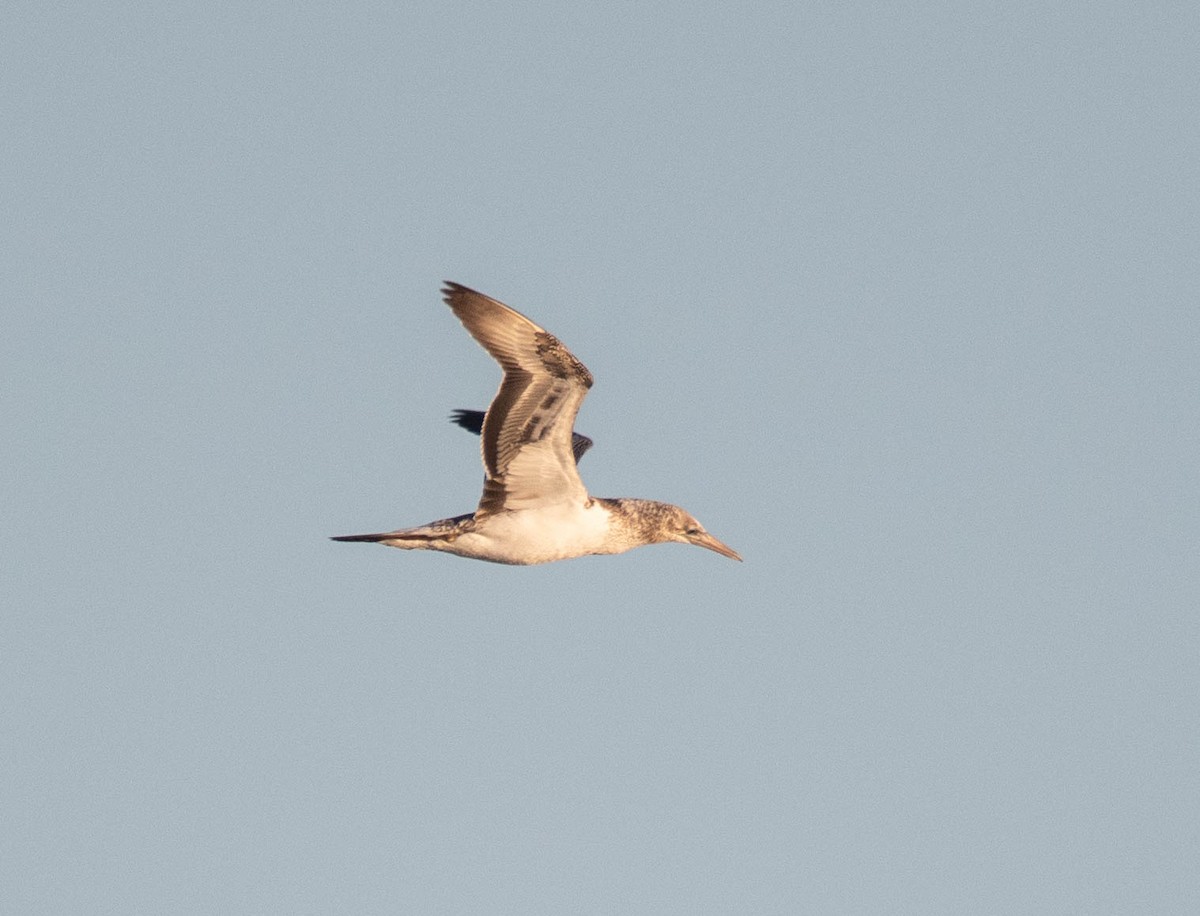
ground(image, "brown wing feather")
xmin=442 ymin=283 xmax=594 ymax=515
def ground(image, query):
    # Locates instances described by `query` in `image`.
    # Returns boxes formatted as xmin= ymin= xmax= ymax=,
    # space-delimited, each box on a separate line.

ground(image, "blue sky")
xmin=4 ymin=2 xmax=1197 ymax=912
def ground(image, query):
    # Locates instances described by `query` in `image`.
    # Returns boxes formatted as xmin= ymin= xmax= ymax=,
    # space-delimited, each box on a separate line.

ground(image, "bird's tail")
xmin=330 ymin=532 xmax=397 ymax=543
xmin=330 ymin=513 xmax=474 ymax=547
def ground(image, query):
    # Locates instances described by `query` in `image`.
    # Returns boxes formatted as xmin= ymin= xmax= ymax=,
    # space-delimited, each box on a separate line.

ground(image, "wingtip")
xmin=449 ymin=408 xmax=485 ymax=434
xmin=441 ymin=280 xmax=475 ymax=302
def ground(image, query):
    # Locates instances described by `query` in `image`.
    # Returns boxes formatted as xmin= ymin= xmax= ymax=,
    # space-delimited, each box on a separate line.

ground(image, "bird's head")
xmin=658 ymin=504 xmax=742 ymax=562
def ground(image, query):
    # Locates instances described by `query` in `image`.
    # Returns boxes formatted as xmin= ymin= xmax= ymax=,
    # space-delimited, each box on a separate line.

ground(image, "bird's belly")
xmin=455 ymin=502 xmax=612 ymax=565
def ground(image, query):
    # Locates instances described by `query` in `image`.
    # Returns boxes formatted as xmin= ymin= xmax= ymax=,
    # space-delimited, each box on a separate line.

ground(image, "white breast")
xmin=451 ymin=500 xmax=616 ymax=565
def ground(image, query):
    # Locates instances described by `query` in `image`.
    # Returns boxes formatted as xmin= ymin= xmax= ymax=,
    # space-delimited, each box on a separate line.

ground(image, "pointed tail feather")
xmin=331 ymin=513 xmax=475 ymax=546
xmin=330 ymin=530 xmax=438 ymax=543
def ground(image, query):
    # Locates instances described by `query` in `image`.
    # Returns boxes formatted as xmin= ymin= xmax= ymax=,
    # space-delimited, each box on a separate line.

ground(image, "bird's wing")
xmin=442 ymin=282 xmax=594 ymax=515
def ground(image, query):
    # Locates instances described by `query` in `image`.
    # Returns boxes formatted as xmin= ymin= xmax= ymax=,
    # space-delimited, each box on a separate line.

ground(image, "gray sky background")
xmin=4 ymin=2 xmax=1197 ymax=913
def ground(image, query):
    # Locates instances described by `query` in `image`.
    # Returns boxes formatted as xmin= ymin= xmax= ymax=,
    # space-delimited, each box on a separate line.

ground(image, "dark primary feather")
xmin=450 ymin=409 xmax=593 ymax=464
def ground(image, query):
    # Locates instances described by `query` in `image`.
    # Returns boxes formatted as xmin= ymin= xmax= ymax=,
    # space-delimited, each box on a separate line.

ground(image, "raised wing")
xmin=442 ymin=282 xmax=594 ymax=515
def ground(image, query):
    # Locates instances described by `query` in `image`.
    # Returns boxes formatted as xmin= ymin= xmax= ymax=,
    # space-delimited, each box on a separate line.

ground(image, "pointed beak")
xmin=689 ymin=531 xmax=743 ymax=562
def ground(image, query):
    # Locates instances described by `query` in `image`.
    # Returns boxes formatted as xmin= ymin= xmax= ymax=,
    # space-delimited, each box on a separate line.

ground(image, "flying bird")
xmin=332 ymin=282 xmax=740 ymax=565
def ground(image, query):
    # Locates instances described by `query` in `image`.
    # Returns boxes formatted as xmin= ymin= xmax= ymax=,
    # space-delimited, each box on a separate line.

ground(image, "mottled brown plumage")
xmin=332 ymin=283 xmax=740 ymax=565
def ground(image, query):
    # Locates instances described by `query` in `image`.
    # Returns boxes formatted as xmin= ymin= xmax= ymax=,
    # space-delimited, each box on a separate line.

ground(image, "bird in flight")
xmin=332 ymin=283 xmax=740 ymax=565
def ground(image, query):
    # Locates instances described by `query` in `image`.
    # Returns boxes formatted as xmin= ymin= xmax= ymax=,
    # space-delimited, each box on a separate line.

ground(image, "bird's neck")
xmin=594 ymin=497 xmax=677 ymax=546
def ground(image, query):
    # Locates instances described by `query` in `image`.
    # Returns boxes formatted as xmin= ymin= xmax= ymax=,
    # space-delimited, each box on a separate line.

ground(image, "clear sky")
xmin=4 ymin=2 xmax=1197 ymax=913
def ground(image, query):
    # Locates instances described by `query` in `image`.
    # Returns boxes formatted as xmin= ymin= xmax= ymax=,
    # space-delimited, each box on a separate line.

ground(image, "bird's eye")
xmin=686 ymin=527 xmax=700 ymax=536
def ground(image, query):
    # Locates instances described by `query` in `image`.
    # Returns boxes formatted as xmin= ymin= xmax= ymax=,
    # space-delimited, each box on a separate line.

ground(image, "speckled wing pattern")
xmin=442 ymin=282 xmax=594 ymax=516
